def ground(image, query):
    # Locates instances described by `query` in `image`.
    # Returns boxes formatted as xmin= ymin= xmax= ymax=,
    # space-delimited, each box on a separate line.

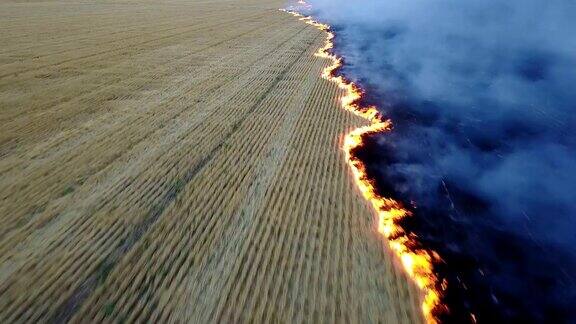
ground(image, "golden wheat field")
xmin=0 ymin=0 xmax=422 ymax=322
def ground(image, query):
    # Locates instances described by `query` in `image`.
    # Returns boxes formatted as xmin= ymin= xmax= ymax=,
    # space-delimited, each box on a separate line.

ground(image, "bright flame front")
xmin=281 ymin=7 xmax=443 ymax=324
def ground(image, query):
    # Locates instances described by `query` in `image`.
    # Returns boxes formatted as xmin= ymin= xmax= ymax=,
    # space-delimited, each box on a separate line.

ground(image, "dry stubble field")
xmin=0 ymin=0 xmax=422 ymax=322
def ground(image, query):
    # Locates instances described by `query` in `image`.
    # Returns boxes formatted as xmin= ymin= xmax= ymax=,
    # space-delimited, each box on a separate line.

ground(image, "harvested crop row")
xmin=0 ymin=0 xmax=422 ymax=322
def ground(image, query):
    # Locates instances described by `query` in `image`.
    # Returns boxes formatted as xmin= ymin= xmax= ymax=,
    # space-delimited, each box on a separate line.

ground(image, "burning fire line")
xmin=281 ymin=6 xmax=443 ymax=324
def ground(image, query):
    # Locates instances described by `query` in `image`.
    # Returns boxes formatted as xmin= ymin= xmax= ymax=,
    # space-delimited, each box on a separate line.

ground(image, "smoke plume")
xmin=301 ymin=0 xmax=576 ymax=322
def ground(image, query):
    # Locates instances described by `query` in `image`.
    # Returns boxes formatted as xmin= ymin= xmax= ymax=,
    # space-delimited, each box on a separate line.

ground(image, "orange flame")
xmin=281 ymin=7 xmax=443 ymax=323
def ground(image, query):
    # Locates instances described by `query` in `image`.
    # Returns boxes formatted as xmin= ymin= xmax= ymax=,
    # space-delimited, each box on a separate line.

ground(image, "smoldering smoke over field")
xmin=303 ymin=0 xmax=576 ymax=322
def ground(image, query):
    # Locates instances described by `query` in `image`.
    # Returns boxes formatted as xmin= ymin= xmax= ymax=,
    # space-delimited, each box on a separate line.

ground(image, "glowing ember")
xmin=281 ymin=6 xmax=443 ymax=324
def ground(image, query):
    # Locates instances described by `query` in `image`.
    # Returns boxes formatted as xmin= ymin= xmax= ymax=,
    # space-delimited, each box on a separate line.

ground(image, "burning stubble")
xmin=281 ymin=7 xmax=443 ymax=323
xmin=289 ymin=0 xmax=576 ymax=322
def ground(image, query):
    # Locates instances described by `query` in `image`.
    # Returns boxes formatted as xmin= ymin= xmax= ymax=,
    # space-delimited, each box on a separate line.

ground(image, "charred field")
xmin=299 ymin=0 xmax=576 ymax=322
